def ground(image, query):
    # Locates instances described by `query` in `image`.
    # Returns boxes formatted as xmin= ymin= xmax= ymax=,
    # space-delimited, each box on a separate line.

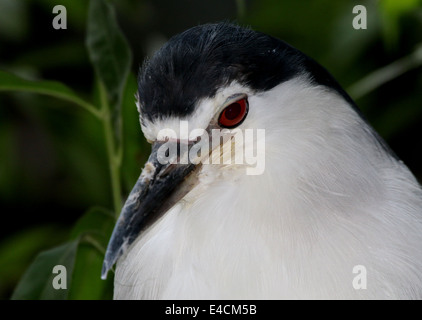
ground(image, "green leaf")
xmin=0 ymin=226 xmax=68 ymax=299
xmin=86 ymin=0 xmax=132 ymax=125
xmin=86 ymin=0 xmax=132 ymax=215
xmin=70 ymin=206 xmax=115 ymax=249
xmin=11 ymin=208 xmax=116 ymax=300
xmin=11 ymin=240 xmax=79 ymax=300
xmin=68 ymin=241 xmax=114 ymax=300
xmin=0 ymin=70 xmax=101 ymax=119
xmin=68 ymin=207 xmax=115 ymax=299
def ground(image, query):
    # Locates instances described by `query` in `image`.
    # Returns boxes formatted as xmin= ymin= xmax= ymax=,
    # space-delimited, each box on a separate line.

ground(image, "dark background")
xmin=0 ymin=0 xmax=421 ymax=299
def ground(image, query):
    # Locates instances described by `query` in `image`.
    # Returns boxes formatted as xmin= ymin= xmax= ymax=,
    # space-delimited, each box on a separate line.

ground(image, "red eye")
xmin=218 ymin=98 xmax=249 ymax=128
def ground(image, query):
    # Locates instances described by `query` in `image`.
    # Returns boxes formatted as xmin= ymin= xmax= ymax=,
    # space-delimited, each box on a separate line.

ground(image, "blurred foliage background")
xmin=0 ymin=0 xmax=421 ymax=299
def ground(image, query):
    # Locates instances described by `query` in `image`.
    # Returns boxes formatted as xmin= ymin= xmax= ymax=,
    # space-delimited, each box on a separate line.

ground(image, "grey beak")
xmin=101 ymin=141 xmax=200 ymax=279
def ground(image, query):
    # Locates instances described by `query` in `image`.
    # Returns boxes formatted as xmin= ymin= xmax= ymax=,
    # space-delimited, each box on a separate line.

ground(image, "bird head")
xmin=101 ymin=23 xmax=391 ymax=279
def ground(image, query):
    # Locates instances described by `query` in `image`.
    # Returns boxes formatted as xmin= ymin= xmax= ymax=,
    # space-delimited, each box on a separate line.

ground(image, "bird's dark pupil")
xmin=224 ymin=103 xmax=241 ymax=120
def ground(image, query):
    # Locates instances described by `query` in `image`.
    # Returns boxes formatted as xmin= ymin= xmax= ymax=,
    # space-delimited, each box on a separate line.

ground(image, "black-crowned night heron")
xmin=102 ymin=23 xmax=422 ymax=299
